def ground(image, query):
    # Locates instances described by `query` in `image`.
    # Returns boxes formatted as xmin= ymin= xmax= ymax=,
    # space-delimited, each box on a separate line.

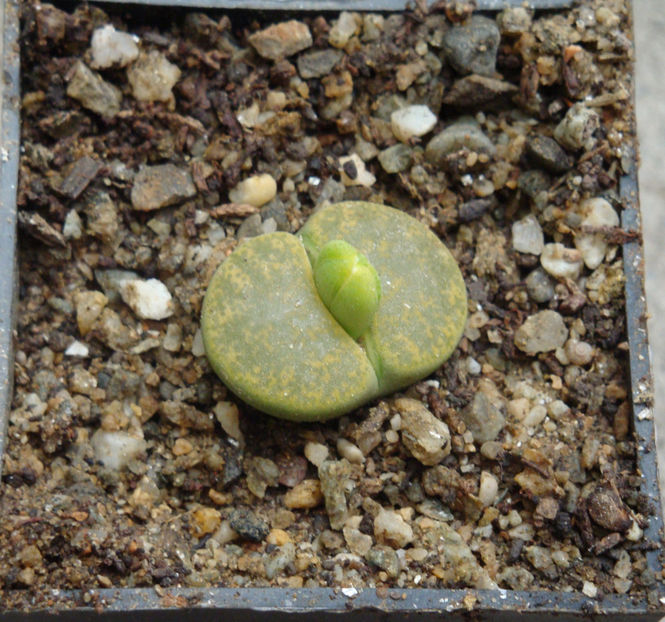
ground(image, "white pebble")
xmin=162 ymin=323 xmax=183 ymax=352
xmin=119 ymin=278 xmax=174 ymax=320
xmin=236 ymin=102 xmax=260 ymax=129
xmin=194 ymin=210 xmax=209 ymax=225
xmin=63 ymin=210 xmax=83 ymax=240
xmin=512 ymin=214 xmax=544 ymax=255
xmin=329 ymin=12 xmax=359 ymax=48
xmin=478 ymin=471 xmax=499 ymax=507
xmin=547 ymin=400 xmax=571 ymax=420
xmin=336 ymin=438 xmax=365 ymax=464
xmin=507 ymin=398 xmax=529 ymax=421
xmin=339 ymin=154 xmax=376 ymax=187
xmin=551 ymin=550 xmax=570 ymax=569
xmin=574 ymin=198 xmax=619 ymax=269
xmin=582 ymin=581 xmax=598 ymax=598
xmin=213 ymin=401 xmax=243 ymax=442
xmin=508 ymin=523 xmax=534 ymax=541
xmin=466 ymin=357 xmax=481 ymax=375
xmin=390 ymin=105 xmax=437 ymax=143
xmin=625 ymin=519 xmax=644 ymax=542
xmin=191 ymin=329 xmax=205 ymax=357
xmin=212 ymin=520 xmax=238 ymax=545
xmin=565 ymin=339 xmax=594 ymax=366
xmin=523 ymin=405 xmax=547 ymax=428
xmin=91 ymin=429 xmax=146 ymax=470
xmin=384 ymin=429 xmax=399 ymax=443
xmin=541 ymin=243 xmax=583 ymax=279
xmin=596 ymin=6 xmax=620 ymax=27
xmin=127 ymin=50 xmax=181 ymax=104
xmin=229 ymin=173 xmax=277 ymax=207
xmin=508 ymin=523 xmax=536 ymax=542
xmin=90 ymin=24 xmax=139 ymax=69
xmin=555 ymin=346 xmax=569 ymax=366
xmin=64 ymin=340 xmax=89 ymax=357
xmin=508 ymin=509 xmax=523 ymax=527
xmin=304 ymin=441 xmax=329 ymax=467
xmin=389 ymin=413 xmax=402 ymax=430
xmin=554 ymin=104 xmax=599 ymax=151
xmin=374 ymin=507 xmax=413 ymax=549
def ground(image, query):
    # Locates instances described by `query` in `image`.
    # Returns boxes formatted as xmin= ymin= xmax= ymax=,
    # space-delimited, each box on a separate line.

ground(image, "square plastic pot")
xmin=0 ymin=0 xmax=662 ymax=619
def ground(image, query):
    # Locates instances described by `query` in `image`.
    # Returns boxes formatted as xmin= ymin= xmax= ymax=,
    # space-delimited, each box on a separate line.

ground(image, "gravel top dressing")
xmin=2 ymin=0 xmax=663 ymax=613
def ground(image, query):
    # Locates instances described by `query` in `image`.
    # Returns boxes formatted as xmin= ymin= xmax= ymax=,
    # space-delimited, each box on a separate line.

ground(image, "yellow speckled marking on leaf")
xmin=201 ymin=232 xmax=379 ymax=421
xmin=299 ymin=201 xmax=467 ymax=395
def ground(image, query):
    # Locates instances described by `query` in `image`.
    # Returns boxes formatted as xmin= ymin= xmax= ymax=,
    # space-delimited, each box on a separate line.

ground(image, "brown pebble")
xmin=190 ymin=507 xmax=222 ymax=538
xmin=266 ymin=528 xmax=291 ymax=546
xmin=283 ymin=479 xmax=323 ymax=509
xmin=613 ymin=402 xmax=631 ymax=440
xmin=586 ymin=483 xmax=632 ymax=532
xmin=173 ymin=438 xmax=193 ymax=456
xmin=535 ymin=497 xmax=560 ymax=521
xmin=208 ymin=489 xmax=233 ymax=506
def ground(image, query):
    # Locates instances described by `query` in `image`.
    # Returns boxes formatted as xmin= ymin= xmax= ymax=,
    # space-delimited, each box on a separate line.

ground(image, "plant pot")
xmin=1 ymin=0 xmax=663 ymax=619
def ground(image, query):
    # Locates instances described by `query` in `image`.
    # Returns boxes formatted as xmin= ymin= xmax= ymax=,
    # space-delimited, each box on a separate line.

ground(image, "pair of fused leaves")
xmin=201 ymin=201 xmax=467 ymax=422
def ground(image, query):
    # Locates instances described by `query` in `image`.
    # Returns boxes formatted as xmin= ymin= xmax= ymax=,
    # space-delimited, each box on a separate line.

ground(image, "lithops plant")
xmin=201 ymin=201 xmax=467 ymax=422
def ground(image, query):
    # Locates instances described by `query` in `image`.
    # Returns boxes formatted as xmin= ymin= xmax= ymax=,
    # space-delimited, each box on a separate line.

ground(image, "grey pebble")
xmin=264 ymin=542 xmax=295 ymax=579
xmin=373 ymin=94 xmax=407 ymax=122
xmin=514 ymin=309 xmax=568 ymax=354
xmin=229 ymin=508 xmax=270 ymax=542
xmin=442 ymin=16 xmax=500 ymax=77
xmin=378 ymin=143 xmax=412 ymax=174
xmin=85 ymin=192 xmax=118 ymax=244
xmin=260 ymin=199 xmax=290 ymax=231
xmin=518 ymin=169 xmax=551 ymax=200
xmin=94 ymin=268 xmax=138 ymax=303
xmin=48 ymin=297 xmax=74 ymax=315
xmin=107 ymin=368 xmax=141 ymax=400
xmin=553 ymin=103 xmax=600 ymax=152
xmin=365 ymin=546 xmax=400 ymax=578
xmin=526 ymin=135 xmax=572 ymax=174
xmin=312 ymin=177 xmax=346 ymax=206
xmin=34 ymin=370 xmax=62 ymax=401
xmin=426 ymin=119 xmax=495 ymax=166
xmin=462 ymin=392 xmax=505 ymax=443
xmin=443 ymin=75 xmax=518 ymax=108
xmin=297 ymin=49 xmax=343 ymax=79
xmin=66 ymin=61 xmax=122 ymax=118
xmin=525 ymin=267 xmax=555 ymax=303
xmin=319 ymin=459 xmax=354 ymax=530
xmin=458 ymin=197 xmax=493 ymax=223
xmin=237 ymin=213 xmax=264 ymax=239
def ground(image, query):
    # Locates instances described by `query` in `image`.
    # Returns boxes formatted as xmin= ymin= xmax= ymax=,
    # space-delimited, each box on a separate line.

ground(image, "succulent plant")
xmin=201 ymin=201 xmax=467 ymax=422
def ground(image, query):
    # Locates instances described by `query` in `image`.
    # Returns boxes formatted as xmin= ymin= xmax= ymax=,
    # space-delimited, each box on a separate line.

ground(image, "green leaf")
xmin=201 ymin=232 xmax=379 ymax=422
xmin=299 ymin=201 xmax=467 ymax=395
xmin=313 ymin=239 xmax=381 ymax=340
